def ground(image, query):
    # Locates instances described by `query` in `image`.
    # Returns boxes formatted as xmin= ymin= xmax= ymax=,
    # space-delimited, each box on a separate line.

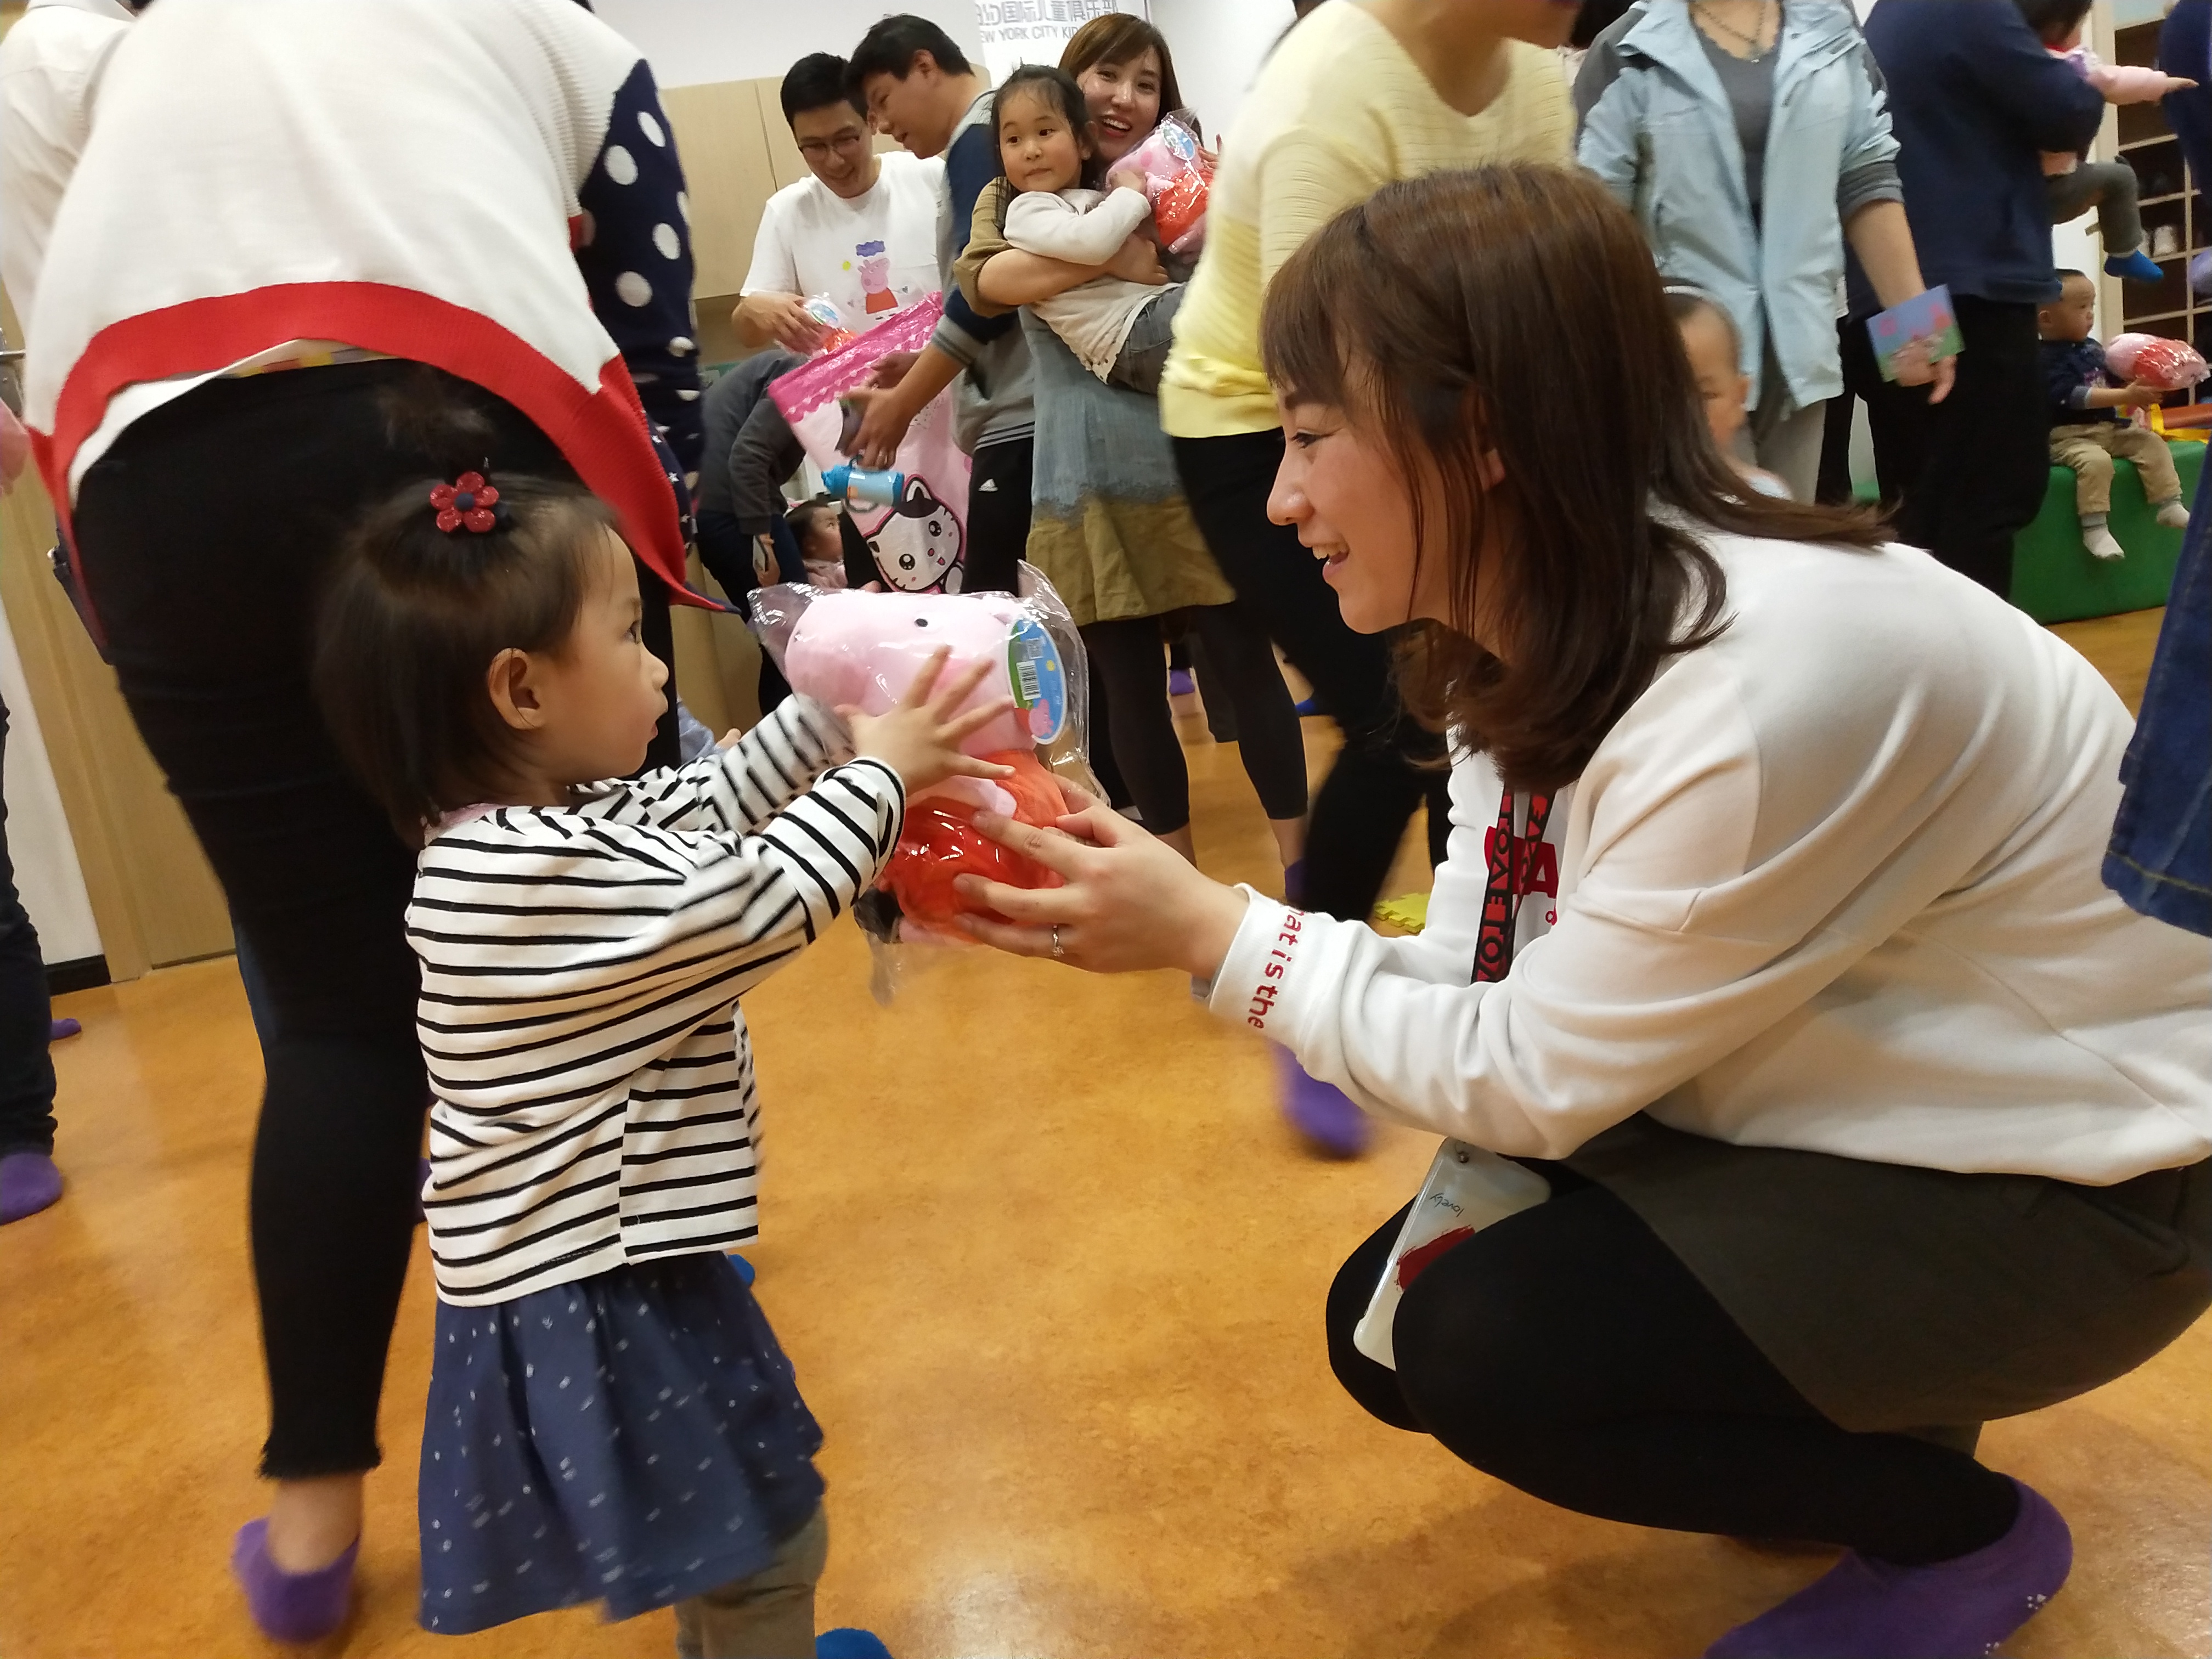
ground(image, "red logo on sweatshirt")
xmin=1246 ymin=910 xmax=1304 ymax=1029
xmin=1483 ymin=826 xmax=1558 ymax=900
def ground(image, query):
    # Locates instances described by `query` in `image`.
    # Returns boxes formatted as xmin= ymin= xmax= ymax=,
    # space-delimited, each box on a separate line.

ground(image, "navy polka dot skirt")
xmin=417 ymin=1254 xmax=825 ymax=1635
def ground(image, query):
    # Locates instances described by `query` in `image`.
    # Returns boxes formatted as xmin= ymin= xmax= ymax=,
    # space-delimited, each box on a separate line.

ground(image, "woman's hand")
xmin=845 ymin=648 xmax=1015 ymax=795
xmin=954 ymin=789 xmax=1251 ymax=979
xmin=1107 ymin=232 xmax=1169 ymax=287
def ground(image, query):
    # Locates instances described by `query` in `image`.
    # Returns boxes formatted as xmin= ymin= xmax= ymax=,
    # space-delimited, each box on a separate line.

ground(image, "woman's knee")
xmin=1324 ymin=1211 xmax=1425 ymax=1432
xmin=1387 ymin=1233 xmax=1576 ymax=1457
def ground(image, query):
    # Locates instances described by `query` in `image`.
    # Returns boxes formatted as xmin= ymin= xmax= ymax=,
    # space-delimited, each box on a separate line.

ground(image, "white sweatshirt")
xmin=1002 ymin=185 xmax=1168 ymax=380
xmin=0 ymin=0 xmax=131 ymax=325
xmin=1210 ymin=533 xmax=2211 ymax=1185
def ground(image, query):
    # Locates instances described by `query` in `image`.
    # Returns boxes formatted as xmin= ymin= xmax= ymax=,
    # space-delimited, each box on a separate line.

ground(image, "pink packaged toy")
xmin=750 ymin=567 xmax=1101 ymax=981
xmin=2104 ymin=332 xmax=2210 ymax=392
xmin=1120 ymin=111 xmax=1211 ymax=257
xmin=769 ymin=295 xmax=973 ymax=594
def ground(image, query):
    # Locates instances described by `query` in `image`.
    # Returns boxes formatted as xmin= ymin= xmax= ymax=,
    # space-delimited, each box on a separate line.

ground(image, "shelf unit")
xmin=2114 ymin=18 xmax=2212 ymax=404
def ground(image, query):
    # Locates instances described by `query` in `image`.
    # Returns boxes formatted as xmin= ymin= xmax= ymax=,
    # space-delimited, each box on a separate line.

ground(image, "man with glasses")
xmin=733 ymin=52 xmax=944 ymax=352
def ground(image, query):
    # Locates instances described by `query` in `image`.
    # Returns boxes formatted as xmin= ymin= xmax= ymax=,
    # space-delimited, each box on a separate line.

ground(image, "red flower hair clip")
xmin=429 ymin=472 xmax=504 ymax=534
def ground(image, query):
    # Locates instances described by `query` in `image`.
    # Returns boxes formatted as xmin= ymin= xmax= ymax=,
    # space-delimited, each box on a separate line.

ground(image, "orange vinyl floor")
xmin=3 ymin=610 xmax=2203 ymax=1659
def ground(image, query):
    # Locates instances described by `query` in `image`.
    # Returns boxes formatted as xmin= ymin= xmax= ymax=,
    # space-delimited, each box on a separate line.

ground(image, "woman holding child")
xmin=958 ymin=165 xmax=2212 ymax=1658
xmin=953 ymin=17 xmax=1311 ymax=885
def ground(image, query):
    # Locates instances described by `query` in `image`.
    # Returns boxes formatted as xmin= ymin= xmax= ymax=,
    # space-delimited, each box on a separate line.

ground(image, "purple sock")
xmin=0 ymin=1151 xmax=61 ymax=1223
xmin=1704 ymin=1479 xmax=2070 ymax=1659
xmin=1276 ymin=1049 xmax=1370 ymax=1158
xmin=49 ymin=1017 xmax=80 ymax=1041
xmin=231 ymin=1517 xmax=358 ymax=1644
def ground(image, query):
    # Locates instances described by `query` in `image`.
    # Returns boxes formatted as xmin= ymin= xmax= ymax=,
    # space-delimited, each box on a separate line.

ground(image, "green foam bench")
xmin=1857 ymin=439 xmax=2193 ymax=623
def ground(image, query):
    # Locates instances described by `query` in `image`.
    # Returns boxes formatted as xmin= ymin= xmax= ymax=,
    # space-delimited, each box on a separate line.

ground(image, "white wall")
xmin=593 ymin=0 xmax=983 ymax=91
xmin=0 ymin=598 xmax=100 ymax=965
xmin=1149 ymin=0 xmax=1292 ymax=140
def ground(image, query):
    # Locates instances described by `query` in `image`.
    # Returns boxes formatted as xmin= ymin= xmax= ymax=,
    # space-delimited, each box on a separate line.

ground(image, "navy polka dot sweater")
xmin=26 ymin=0 xmax=709 ymax=593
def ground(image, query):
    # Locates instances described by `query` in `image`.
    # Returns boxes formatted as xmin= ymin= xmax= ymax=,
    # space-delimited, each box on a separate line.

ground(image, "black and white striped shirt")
xmin=411 ymin=697 xmax=903 ymax=1306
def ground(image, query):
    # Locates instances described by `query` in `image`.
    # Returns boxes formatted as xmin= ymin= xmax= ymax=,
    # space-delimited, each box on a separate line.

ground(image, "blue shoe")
xmin=727 ymin=1251 xmax=757 ymax=1286
xmin=2107 ymin=248 xmax=2166 ymax=284
xmin=1283 ymin=859 xmax=1305 ymax=906
xmin=1293 ymin=695 xmax=1323 ymax=717
xmin=817 ymin=1630 xmax=895 ymax=1659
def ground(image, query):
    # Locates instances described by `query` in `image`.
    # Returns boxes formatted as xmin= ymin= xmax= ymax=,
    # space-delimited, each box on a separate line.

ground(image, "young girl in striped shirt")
xmin=313 ymin=439 xmax=1009 ymax=1657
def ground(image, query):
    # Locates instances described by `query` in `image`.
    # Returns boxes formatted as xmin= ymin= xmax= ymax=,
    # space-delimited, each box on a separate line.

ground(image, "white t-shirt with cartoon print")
xmin=740 ymin=150 xmax=943 ymax=334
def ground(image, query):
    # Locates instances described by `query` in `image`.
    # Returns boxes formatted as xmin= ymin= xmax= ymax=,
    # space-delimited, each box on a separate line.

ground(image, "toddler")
xmin=2024 ymin=0 xmax=2194 ymax=284
xmin=787 ymin=498 xmax=850 ymax=590
xmin=983 ymin=65 xmax=1183 ymax=394
xmin=1665 ymin=286 xmax=1790 ymax=499
xmin=312 ymin=452 xmax=1010 ymax=1657
xmin=2039 ymin=268 xmax=2190 ymax=560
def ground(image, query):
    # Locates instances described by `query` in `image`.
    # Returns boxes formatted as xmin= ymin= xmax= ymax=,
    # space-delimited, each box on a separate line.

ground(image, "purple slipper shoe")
xmin=0 ymin=1151 xmax=62 ymax=1223
xmin=1167 ymin=668 xmax=1196 ymax=698
xmin=1703 ymin=1479 xmax=2070 ymax=1659
xmin=49 ymin=1017 xmax=80 ymax=1041
xmin=232 ymin=1517 xmax=358 ymax=1644
xmin=1277 ymin=1049 xmax=1370 ymax=1159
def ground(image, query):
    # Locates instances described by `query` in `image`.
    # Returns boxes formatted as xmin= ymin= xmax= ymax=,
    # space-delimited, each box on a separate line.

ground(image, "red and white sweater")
xmin=25 ymin=0 xmax=703 ymax=594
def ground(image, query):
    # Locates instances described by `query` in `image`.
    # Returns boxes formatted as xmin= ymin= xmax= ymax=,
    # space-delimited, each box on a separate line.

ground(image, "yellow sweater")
xmin=1160 ymin=5 xmax=1573 ymax=438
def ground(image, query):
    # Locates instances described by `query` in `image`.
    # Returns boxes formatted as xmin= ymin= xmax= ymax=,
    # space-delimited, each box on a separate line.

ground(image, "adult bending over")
xmin=25 ymin=0 xmax=702 ymax=1638
xmin=1158 ymin=0 xmax=1576 ymax=1155
xmin=958 ymin=166 xmax=2211 ymax=1659
xmin=1577 ymin=0 xmax=1953 ymax=500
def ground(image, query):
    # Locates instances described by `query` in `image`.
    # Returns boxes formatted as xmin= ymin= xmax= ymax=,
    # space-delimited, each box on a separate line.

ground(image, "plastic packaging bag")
xmin=769 ymin=295 xmax=974 ymax=594
xmin=1352 ymin=1141 xmax=1551 ymax=1369
xmin=2104 ymin=332 xmax=2210 ymax=393
xmin=1121 ymin=111 xmax=1211 ymax=257
xmin=751 ymin=565 xmax=1101 ymax=1000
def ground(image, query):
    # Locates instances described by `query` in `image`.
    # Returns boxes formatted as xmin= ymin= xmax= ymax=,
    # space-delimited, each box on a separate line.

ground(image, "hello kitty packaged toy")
xmin=769 ymin=294 xmax=973 ymax=594
xmin=750 ymin=566 xmax=1101 ymax=1001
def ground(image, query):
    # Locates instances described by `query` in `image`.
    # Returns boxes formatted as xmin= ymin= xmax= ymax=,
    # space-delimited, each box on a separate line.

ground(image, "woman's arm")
xmin=1844 ymin=200 xmax=1956 ymax=403
xmin=976 ymin=238 xmax=1167 ymax=307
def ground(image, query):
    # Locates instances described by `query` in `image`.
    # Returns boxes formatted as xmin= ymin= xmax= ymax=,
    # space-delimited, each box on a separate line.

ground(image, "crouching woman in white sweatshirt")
xmin=953 ymin=164 xmax=2212 ymax=1659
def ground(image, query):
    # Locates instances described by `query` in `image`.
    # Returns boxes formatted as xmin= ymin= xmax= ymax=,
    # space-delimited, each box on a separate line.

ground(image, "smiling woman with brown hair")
xmin=951 ymin=163 xmax=2212 ymax=1659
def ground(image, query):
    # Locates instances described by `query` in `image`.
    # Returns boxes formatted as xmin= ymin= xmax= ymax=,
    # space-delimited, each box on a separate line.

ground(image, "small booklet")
xmin=1867 ymin=284 xmax=1965 ymax=382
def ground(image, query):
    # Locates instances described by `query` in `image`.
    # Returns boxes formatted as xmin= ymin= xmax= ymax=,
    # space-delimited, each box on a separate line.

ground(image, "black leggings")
xmin=1080 ymin=604 xmax=1306 ymax=834
xmin=1174 ymin=430 xmax=1449 ymax=920
xmin=1325 ymin=1170 xmax=2020 ymax=1566
xmin=71 ymin=361 xmax=679 ymax=1479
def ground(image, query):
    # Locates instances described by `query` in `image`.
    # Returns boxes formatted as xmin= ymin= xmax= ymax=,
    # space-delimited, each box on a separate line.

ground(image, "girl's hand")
xmin=844 ymin=648 xmax=1015 ymax=795
xmin=953 ymin=788 xmax=1251 ymax=979
xmin=1107 ymin=164 xmax=1150 ymax=198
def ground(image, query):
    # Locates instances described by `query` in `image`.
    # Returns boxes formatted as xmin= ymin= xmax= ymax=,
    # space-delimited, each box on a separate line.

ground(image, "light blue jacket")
xmin=1576 ymin=0 xmax=1901 ymax=411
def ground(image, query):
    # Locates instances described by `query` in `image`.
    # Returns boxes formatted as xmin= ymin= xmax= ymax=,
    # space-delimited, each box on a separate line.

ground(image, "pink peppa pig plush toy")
xmin=2103 ymin=332 xmax=2210 ymax=393
xmin=769 ymin=585 xmax=1086 ymax=941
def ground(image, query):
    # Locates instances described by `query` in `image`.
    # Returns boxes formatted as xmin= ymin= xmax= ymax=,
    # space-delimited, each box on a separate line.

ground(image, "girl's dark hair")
xmin=313 ymin=382 xmax=618 ymax=844
xmin=992 ymin=65 xmax=1104 ymax=193
xmin=1061 ymin=14 xmax=1187 ymax=130
xmin=1260 ymin=163 xmax=1886 ymax=792
xmin=2015 ymin=0 xmax=2093 ymax=42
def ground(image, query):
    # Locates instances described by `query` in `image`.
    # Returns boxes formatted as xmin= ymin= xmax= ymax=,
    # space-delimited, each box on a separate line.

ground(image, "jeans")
xmin=2105 ymin=457 xmax=2212 ymax=936
xmin=0 ymin=694 xmax=58 ymax=1159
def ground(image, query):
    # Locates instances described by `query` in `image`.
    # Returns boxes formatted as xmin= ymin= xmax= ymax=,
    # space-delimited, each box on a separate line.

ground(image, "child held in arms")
xmin=2038 ymin=268 xmax=2189 ymax=561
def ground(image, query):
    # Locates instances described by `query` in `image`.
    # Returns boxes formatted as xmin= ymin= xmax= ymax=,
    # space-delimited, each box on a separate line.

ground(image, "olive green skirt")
xmin=1565 ymin=1114 xmax=2212 ymax=1435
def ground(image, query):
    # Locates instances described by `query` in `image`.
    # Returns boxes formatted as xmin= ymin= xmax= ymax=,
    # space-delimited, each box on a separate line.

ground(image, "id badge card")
xmin=1351 ymin=1139 xmax=1552 ymax=1369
